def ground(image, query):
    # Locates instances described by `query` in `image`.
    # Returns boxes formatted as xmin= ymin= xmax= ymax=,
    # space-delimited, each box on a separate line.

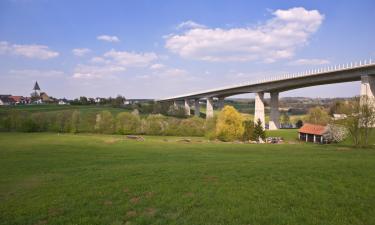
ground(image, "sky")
xmin=0 ymin=0 xmax=374 ymax=99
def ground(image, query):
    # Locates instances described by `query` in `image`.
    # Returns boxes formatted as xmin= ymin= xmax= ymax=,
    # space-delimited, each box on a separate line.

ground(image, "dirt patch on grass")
xmin=184 ymin=192 xmax=194 ymax=197
xmin=130 ymin=196 xmax=140 ymax=204
xmin=126 ymin=210 xmax=137 ymax=218
xmin=123 ymin=187 xmax=130 ymax=193
xmin=48 ymin=208 xmax=63 ymax=217
xmin=103 ymin=200 xmax=113 ymax=206
xmin=144 ymin=191 xmax=154 ymax=198
xmin=203 ymin=175 xmax=219 ymax=184
xmin=103 ymin=138 xmax=121 ymax=144
xmin=143 ymin=208 xmax=157 ymax=217
xmin=33 ymin=220 xmax=48 ymax=225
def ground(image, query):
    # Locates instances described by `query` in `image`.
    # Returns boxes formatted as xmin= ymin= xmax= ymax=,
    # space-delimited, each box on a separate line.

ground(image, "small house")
xmin=298 ymin=123 xmax=330 ymax=144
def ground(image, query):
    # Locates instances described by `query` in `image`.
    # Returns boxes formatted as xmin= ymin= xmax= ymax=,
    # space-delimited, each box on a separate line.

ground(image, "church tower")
xmin=32 ymin=81 xmax=41 ymax=97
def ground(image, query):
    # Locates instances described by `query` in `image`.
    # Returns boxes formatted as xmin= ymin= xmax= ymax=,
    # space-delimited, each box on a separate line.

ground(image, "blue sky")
xmin=1 ymin=0 xmax=374 ymax=99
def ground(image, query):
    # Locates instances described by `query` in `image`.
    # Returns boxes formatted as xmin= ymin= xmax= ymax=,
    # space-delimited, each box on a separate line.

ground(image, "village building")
xmin=298 ymin=123 xmax=330 ymax=144
xmin=0 ymin=95 xmax=15 ymax=105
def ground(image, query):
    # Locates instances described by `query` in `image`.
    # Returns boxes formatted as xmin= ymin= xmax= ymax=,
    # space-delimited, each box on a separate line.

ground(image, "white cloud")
xmin=177 ymin=20 xmax=206 ymax=30
xmin=150 ymin=63 xmax=166 ymax=70
xmin=165 ymin=7 xmax=324 ymax=62
xmin=72 ymin=48 xmax=91 ymax=56
xmin=72 ymin=64 xmax=126 ymax=79
xmin=9 ymin=69 xmax=65 ymax=77
xmin=97 ymin=35 xmax=120 ymax=42
xmin=103 ymin=49 xmax=158 ymax=67
xmin=289 ymin=58 xmax=330 ymax=65
xmin=0 ymin=41 xmax=59 ymax=59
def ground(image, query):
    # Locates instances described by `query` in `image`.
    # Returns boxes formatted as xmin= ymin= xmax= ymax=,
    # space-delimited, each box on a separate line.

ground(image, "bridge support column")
xmin=194 ymin=99 xmax=200 ymax=117
xmin=254 ymin=92 xmax=265 ymax=129
xmin=184 ymin=99 xmax=190 ymax=116
xmin=173 ymin=100 xmax=177 ymax=107
xmin=206 ymin=97 xmax=214 ymax=119
xmin=218 ymin=97 xmax=225 ymax=111
xmin=361 ymin=75 xmax=375 ymax=104
xmin=269 ymin=92 xmax=280 ymax=130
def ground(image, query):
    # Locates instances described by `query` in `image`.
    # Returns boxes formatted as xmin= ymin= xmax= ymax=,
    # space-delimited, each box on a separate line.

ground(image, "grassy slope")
xmin=1 ymin=133 xmax=375 ymax=225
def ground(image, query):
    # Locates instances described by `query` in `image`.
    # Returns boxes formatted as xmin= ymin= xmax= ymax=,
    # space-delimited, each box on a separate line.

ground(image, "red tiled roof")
xmin=298 ymin=123 xmax=328 ymax=135
xmin=10 ymin=96 xmax=24 ymax=102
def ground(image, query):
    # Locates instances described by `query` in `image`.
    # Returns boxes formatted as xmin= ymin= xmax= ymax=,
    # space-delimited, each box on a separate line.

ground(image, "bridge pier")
xmin=218 ymin=97 xmax=225 ymax=111
xmin=194 ymin=99 xmax=200 ymax=117
xmin=254 ymin=92 xmax=265 ymax=129
xmin=269 ymin=92 xmax=280 ymax=130
xmin=361 ymin=75 xmax=375 ymax=102
xmin=206 ymin=97 xmax=214 ymax=119
xmin=184 ymin=99 xmax=191 ymax=116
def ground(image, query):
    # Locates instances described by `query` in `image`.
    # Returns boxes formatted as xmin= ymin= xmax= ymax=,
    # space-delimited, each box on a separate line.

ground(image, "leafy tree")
xmin=281 ymin=113 xmax=290 ymax=125
xmin=167 ymin=104 xmax=186 ymax=118
xmin=252 ymin=119 xmax=266 ymax=142
xmin=70 ymin=110 xmax=80 ymax=133
xmin=242 ymin=120 xmax=254 ymax=142
xmin=144 ymin=114 xmax=166 ymax=135
xmin=305 ymin=107 xmax=330 ymax=125
xmin=95 ymin=111 xmax=114 ymax=134
xmin=115 ymin=112 xmax=141 ymax=134
xmin=215 ymin=106 xmax=244 ymax=141
xmin=295 ymin=120 xmax=303 ymax=128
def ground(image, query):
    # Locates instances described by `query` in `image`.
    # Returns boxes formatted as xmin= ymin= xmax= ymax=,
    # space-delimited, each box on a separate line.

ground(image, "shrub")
xmin=252 ymin=119 xmax=266 ymax=142
xmin=115 ymin=112 xmax=141 ymax=134
xmin=177 ymin=117 xmax=205 ymax=136
xmin=95 ymin=111 xmax=114 ymax=134
xmin=295 ymin=120 xmax=303 ymax=128
xmin=215 ymin=106 xmax=244 ymax=142
xmin=167 ymin=104 xmax=186 ymax=118
xmin=144 ymin=114 xmax=166 ymax=135
xmin=204 ymin=116 xmax=217 ymax=140
xmin=242 ymin=120 xmax=254 ymax=142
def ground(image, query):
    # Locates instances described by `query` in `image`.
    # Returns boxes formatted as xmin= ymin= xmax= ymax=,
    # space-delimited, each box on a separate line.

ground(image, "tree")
xmin=70 ymin=110 xmax=80 ymax=133
xmin=215 ymin=106 xmax=244 ymax=142
xmin=115 ymin=112 xmax=141 ymax=134
xmin=305 ymin=107 xmax=330 ymax=125
xmin=281 ymin=113 xmax=290 ymax=125
xmin=339 ymin=96 xmax=375 ymax=147
xmin=252 ymin=119 xmax=266 ymax=142
xmin=95 ymin=111 xmax=114 ymax=134
xmin=242 ymin=120 xmax=254 ymax=142
xmin=167 ymin=104 xmax=186 ymax=118
xmin=295 ymin=120 xmax=303 ymax=128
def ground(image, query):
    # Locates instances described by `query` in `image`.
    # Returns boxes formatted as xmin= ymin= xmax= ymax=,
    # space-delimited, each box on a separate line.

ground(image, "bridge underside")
xmin=162 ymin=64 xmax=375 ymax=130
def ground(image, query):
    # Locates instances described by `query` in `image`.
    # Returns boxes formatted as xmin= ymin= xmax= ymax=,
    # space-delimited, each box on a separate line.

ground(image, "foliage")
xmin=70 ymin=110 xmax=81 ymax=133
xmin=281 ymin=113 xmax=290 ymax=125
xmin=115 ymin=112 xmax=141 ymax=134
xmin=167 ymin=104 xmax=187 ymax=118
xmin=215 ymin=106 xmax=244 ymax=141
xmin=204 ymin=116 xmax=217 ymax=140
xmin=338 ymin=96 xmax=375 ymax=147
xmin=326 ymin=124 xmax=348 ymax=143
xmin=95 ymin=111 xmax=114 ymax=134
xmin=295 ymin=120 xmax=304 ymax=128
xmin=252 ymin=119 xmax=266 ymax=142
xmin=242 ymin=120 xmax=254 ymax=142
xmin=305 ymin=106 xmax=330 ymax=125
xmin=144 ymin=114 xmax=166 ymax=135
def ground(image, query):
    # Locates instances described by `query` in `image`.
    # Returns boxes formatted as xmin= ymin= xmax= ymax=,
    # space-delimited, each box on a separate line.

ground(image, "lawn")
xmin=1 ymin=133 xmax=375 ymax=225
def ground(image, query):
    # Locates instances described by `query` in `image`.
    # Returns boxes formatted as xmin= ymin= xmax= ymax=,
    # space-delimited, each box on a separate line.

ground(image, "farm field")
xmin=1 ymin=133 xmax=375 ymax=225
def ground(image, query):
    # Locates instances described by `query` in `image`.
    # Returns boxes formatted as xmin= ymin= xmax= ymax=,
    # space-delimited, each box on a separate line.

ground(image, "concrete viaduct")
xmin=158 ymin=60 xmax=375 ymax=130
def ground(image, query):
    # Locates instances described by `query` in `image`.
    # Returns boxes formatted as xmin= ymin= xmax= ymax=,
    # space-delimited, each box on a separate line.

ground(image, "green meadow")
xmin=1 ymin=132 xmax=374 ymax=225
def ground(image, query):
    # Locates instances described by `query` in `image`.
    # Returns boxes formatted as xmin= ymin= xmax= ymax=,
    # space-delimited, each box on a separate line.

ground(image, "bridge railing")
xmin=161 ymin=59 xmax=374 ymax=100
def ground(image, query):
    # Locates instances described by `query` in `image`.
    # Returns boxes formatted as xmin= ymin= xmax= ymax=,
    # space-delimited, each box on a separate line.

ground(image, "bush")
xmin=95 ymin=111 xmax=114 ymax=134
xmin=115 ymin=112 xmax=141 ymax=134
xmin=167 ymin=104 xmax=186 ymax=118
xmin=144 ymin=114 xmax=166 ymax=135
xmin=305 ymin=107 xmax=330 ymax=125
xmin=215 ymin=106 xmax=244 ymax=142
xmin=242 ymin=120 xmax=254 ymax=142
xmin=177 ymin=117 xmax=205 ymax=136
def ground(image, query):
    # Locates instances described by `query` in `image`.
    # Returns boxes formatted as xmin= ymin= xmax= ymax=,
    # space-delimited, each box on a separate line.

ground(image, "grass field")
xmin=1 ymin=133 xmax=375 ymax=225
